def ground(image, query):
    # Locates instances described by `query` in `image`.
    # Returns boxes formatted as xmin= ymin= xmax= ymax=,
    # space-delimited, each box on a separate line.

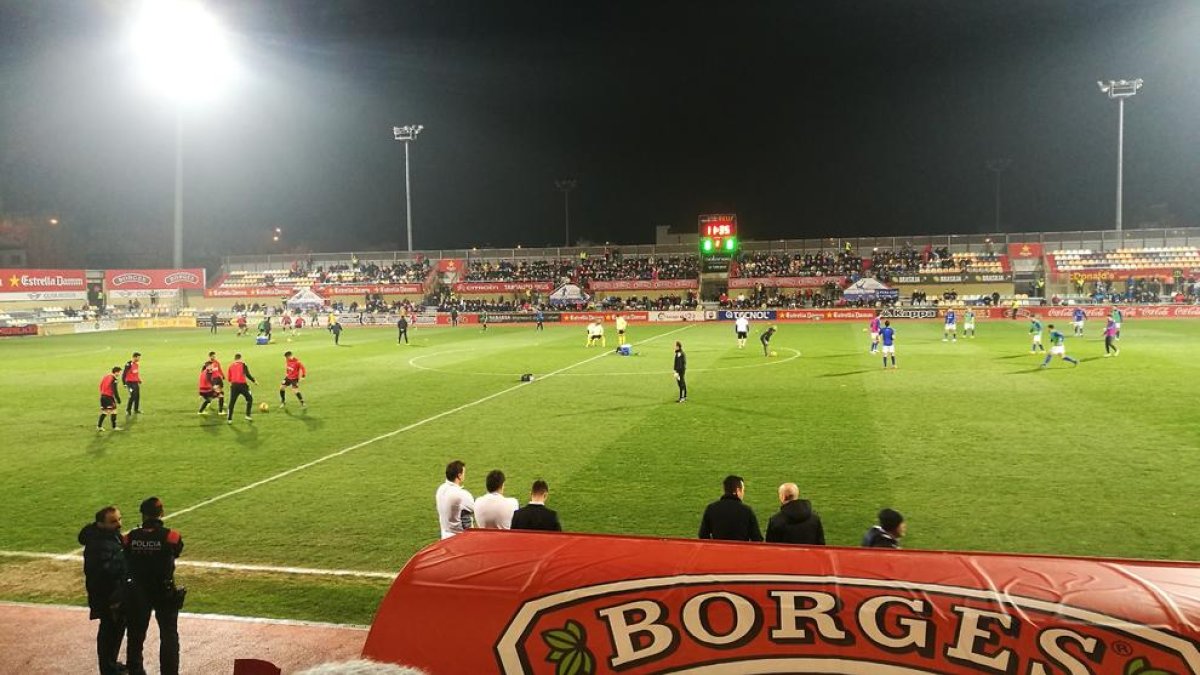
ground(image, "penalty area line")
xmin=118 ymin=324 xmax=696 ymax=533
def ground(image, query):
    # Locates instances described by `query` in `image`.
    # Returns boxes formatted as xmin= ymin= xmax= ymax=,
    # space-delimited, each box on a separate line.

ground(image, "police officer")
xmin=78 ymin=505 xmax=130 ymax=675
xmin=124 ymin=497 xmax=184 ymax=675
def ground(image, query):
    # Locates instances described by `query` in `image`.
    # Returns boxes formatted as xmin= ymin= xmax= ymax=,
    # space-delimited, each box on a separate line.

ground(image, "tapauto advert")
xmin=362 ymin=532 xmax=1200 ymax=674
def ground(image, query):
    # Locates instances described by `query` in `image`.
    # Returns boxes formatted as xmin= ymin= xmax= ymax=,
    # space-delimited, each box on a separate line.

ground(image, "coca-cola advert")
xmin=0 ymin=268 xmax=88 ymax=301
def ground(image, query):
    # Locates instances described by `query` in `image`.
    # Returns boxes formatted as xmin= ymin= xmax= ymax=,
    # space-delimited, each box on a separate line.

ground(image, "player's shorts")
xmin=1050 ymin=345 xmax=1065 ymax=356
xmin=200 ymin=391 xmax=217 ymax=400
xmin=1032 ymin=334 xmax=1043 ymax=343
xmin=618 ymin=330 xmax=625 ymax=335
xmin=882 ymin=345 xmax=895 ymax=354
xmin=210 ymin=379 xmax=224 ymax=390
xmin=100 ymin=395 xmax=116 ymax=410
xmin=963 ymin=322 xmax=975 ymax=330
xmin=1073 ymin=320 xmax=1084 ymax=327
xmin=1114 ymin=322 xmax=1121 ymax=330
xmin=944 ymin=323 xmax=956 ymax=330
xmin=282 ymin=378 xmax=300 ymax=387
xmin=736 ymin=331 xmax=748 ymax=339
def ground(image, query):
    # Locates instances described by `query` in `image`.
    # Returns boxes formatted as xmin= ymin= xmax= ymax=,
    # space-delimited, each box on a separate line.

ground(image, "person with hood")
xmin=862 ymin=508 xmax=906 ymax=549
xmin=78 ymin=505 xmax=130 ymax=675
xmin=765 ymin=483 xmax=826 ymax=545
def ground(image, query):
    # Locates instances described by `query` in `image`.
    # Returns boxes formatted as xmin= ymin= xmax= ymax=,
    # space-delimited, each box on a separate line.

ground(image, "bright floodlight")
xmin=130 ymin=0 xmax=232 ymax=101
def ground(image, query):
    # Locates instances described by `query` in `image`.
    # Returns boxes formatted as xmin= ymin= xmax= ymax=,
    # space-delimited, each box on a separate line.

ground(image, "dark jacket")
xmin=124 ymin=519 xmax=184 ymax=596
xmin=766 ymin=499 xmax=826 ymax=545
xmin=861 ymin=525 xmax=900 ymax=549
xmin=699 ymin=495 xmax=763 ymax=542
xmin=78 ymin=523 xmax=129 ymax=620
xmin=511 ymin=503 xmax=562 ymax=532
xmin=673 ymin=349 xmax=686 ymax=374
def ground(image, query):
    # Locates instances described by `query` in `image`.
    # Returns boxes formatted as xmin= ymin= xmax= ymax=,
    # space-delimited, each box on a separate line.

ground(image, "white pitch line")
xmin=0 ymin=600 xmax=369 ymax=630
xmin=0 ymin=549 xmax=393 ymax=580
xmin=154 ymin=324 xmax=695 ymax=526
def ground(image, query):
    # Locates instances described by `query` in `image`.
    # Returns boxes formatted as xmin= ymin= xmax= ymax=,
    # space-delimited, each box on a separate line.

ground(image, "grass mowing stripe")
xmin=1 ymin=550 xmax=394 ymax=579
xmin=129 ymin=324 xmax=694 ymax=535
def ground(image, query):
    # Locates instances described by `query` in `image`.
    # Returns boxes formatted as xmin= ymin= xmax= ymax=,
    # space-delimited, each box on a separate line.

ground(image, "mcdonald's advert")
xmin=362 ymin=532 xmax=1200 ymax=674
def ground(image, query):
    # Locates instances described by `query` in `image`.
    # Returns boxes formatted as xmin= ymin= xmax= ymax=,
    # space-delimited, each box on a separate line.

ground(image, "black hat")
xmin=879 ymin=508 xmax=904 ymax=533
xmin=140 ymin=497 xmax=163 ymax=518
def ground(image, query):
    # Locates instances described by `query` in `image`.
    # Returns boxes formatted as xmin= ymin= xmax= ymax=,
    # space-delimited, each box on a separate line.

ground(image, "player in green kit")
xmin=963 ymin=309 xmax=976 ymax=338
xmin=1110 ymin=306 xmax=1123 ymax=340
xmin=1029 ymin=318 xmax=1045 ymax=353
xmin=1041 ymin=325 xmax=1079 ymax=368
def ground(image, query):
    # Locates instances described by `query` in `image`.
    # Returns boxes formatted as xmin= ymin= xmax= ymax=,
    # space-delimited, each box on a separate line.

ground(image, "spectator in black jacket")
xmin=511 ymin=480 xmax=562 ymax=531
xmin=862 ymin=508 xmax=906 ymax=549
xmin=765 ymin=483 xmax=826 ymax=545
xmin=78 ymin=505 xmax=130 ymax=675
xmin=699 ymin=475 xmax=763 ymax=541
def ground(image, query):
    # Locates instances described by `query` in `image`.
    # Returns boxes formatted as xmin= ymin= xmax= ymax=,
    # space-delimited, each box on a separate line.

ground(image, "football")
xmin=259 ymin=402 xmax=270 ymax=413
xmin=770 ymin=351 xmax=778 ymax=357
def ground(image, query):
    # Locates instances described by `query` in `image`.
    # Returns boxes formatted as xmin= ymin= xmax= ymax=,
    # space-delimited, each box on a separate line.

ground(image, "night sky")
xmin=1 ymin=0 xmax=1198 ymax=263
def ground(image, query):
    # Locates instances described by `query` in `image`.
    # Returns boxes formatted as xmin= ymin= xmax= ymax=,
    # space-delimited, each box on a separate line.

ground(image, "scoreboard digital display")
xmin=699 ymin=214 xmax=738 ymax=255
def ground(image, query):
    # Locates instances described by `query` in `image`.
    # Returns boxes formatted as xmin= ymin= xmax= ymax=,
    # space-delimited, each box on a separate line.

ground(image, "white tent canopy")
xmin=286 ymin=287 xmax=327 ymax=310
xmin=842 ymin=277 xmax=894 ymax=299
xmin=548 ymin=283 xmax=589 ymax=305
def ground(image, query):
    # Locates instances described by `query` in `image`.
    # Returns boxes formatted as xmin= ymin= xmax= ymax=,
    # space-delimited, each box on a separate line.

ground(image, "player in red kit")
xmin=226 ymin=354 xmax=257 ymax=424
xmin=278 ymin=351 xmax=307 ymax=408
xmin=121 ymin=352 xmax=143 ymax=415
xmin=281 ymin=313 xmax=293 ymax=337
xmin=293 ymin=315 xmax=305 ymax=330
xmin=98 ymin=367 xmax=123 ymax=431
xmin=199 ymin=352 xmax=225 ymax=414
xmin=235 ymin=314 xmax=248 ymax=337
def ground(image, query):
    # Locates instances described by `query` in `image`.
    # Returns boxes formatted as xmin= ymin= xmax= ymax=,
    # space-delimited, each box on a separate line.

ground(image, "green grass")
xmin=2 ymin=318 xmax=1198 ymax=623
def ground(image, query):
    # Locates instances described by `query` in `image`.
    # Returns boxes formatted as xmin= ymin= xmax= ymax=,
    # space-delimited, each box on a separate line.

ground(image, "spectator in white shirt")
xmin=474 ymin=469 xmax=520 ymax=529
xmin=435 ymin=460 xmax=474 ymax=539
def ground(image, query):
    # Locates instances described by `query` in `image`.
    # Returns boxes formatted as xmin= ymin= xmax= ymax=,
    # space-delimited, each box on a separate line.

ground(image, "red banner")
xmin=1007 ymin=242 xmax=1044 ymax=259
xmin=315 ymin=283 xmax=423 ymax=296
xmin=1030 ymin=304 xmax=1200 ymax=319
xmin=436 ymin=258 xmax=466 ymax=274
xmin=0 ymin=325 xmax=39 ymax=337
xmin=1053 ymin=266 xmax=1199 ymax=280
xmin=727 ymin=276 xmax=847 ymax=289
xmin=588 ymin=279 xmax=697 ymax=291
xmin=774 ymin=308 xmax=879 ymax=321
xmin=0 ymin=268 xmax=88 ymax=301
xmin=362 ymin=532 xmax=1200 ymax=674
xmin=453 ymin=282 xmax=555 ymax=293
xmin=559 ymin=311 xmax=649 ymax=323
xmin=204 ymin=287 xmax=295 ymax=298
xmin=105 ymin=269 xmax=206 ymax=293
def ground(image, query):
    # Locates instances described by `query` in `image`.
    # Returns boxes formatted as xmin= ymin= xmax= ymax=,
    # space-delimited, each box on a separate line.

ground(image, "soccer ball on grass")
xmin=770 ymin=351 xmax=778 ymax=357
xmin=259 ymin=402 xmax=270 ymax=413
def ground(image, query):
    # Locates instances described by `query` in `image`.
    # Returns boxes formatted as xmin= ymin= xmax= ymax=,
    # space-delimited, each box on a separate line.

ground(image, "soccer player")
xmin=942 ymin=309 xmax=957 ymax=342
xmin=868 ymin=313 xmax=881 ymax=353
xmin=397 ymin=314 xmax=409 ymax=344
xmin=673 ymin=341 xmax=687 ymax=403
xmin=534 ymin=309 xmax=544 ymax=331
xmin=226 ymin=353 xmax=257 ymax=423
xmin=258 ymin=316 xmax=272 ymax=341
xmin=209 ymin=313 xmax=218 ymax=334
xmin=121 ymin=352 xmax=143 ymax=415
xmin=1041 ymin=324 xmax=1079 ymax=368
xmin=293 ymin=315 xmax=306 ymax=330
xmin=1072 ymin=307 xmax=1086 ymax=336
xmin=735 ymin=315 xmax=750 ymax=349
xmin=615 ymin=315 xmax=628 ymax=345
xmin=585 ymin=320 xmax=605 ymax=347
xmin=760 ymin=325 xmax=777 ymax=356
xmin=1029 ymin=317 xmax=1045 ymax=353
xmin=278 ymin=351 xmax=307 ymax=408
xmin=1110 ymin=306 xmax=1123 ymax=340
xmin=97 ymin=366 xmax=123 ymax=432
xmin=880 ymin=320 xmax=897 ymax=369
xmin=1103 ymin=318 xmax=1120 ymax=357
xmin=198 ymin=360 xmax=220 ymax=414
xmin=963 ymin=308 xmax=976 ymax=338
xmin=480 ymin=310 xmax=489 ymax=332
xmin=235 ymin=314 xmax=248 ymax=336
xmin=329 ymin=318 xmax=343 ymax=345
xmin=281 ymin=313 xmax=293 ymax=336
xmin=204 ymin=351 xmax=225 ymax=414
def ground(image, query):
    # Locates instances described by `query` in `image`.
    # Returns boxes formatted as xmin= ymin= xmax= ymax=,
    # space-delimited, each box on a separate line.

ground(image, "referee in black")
xmin=673 ymin=341 xmax=687 ymax=403
xmin=397 ymin=314 xmax=409 ymax=344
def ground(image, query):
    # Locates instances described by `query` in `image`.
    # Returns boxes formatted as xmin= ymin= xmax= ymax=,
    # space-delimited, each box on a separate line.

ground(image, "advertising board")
xmin=0 ymin=268 xmax=88 ymax=301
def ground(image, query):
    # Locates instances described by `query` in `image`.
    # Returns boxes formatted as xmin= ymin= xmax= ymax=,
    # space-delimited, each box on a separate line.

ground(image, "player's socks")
xmin=890 ymin=356 xmax=896 ymax=367
xmin=1066 ymin=356 xmax=1078 ymax=365
xmin=199 ymin=400 xmax=209 ymax=413
xmin=110 ymin=414 xmax=118 ymax=428
xmin=1041 ymin=355 xmax=1052 ymax=367
xmin=279 ymin=390 xmax=286 ymax=404
xmin=296 ymin=393 xmax=304 ymax=405
xmin=97 ymin=414 xmax=106 ymax=428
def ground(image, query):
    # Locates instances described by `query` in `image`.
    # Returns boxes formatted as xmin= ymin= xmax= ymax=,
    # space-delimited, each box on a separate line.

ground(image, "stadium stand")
xmin=1050 ymin=246 xmax=1200 ymax=272
xmin=577 ymin=254 xmax=699 ymax=281
xmin=733 ymin=251 xmax=861 ymax=278
xmin=463 ymin=259 xmax=574 ymax=282
xmin=212 ymin=260 xmax=430 ymax=292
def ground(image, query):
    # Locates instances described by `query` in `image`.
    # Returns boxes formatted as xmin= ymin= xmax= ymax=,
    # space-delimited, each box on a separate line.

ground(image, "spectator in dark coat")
xmin=766 ymin=483 xmax=825 ymax=545
xmin=78 ymin=505 xmax=130 ymax=675
xmin=511 ymin=480 xmax=562 ymax=532
xmin=862 ymin=508 xmax=906 ymax=549
xmin=698 ymin=475 xmax=763 ymax=542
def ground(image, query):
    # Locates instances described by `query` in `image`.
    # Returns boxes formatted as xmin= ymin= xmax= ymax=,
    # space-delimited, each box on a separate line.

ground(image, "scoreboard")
xmin=699 ymin=214 xmax=738 ymax=255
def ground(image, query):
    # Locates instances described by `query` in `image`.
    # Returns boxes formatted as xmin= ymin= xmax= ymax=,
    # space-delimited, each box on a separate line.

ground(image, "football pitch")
xmin=1 ymin=318 xmax=1198 ymax=625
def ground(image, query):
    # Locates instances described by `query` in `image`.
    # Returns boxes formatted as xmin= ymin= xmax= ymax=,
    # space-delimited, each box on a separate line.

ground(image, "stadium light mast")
xmin=393 ymin=125 xmax=424 ymax=252
xmin=985 ymin=159 xmax=1012 ymax=231
xmin=1097 ymin=79 xmax=1143 ymax=233
xmin=555 ymin=179 xmax=578 ymax=247
xmin=129 ymin=0 xmax=233 ymax=269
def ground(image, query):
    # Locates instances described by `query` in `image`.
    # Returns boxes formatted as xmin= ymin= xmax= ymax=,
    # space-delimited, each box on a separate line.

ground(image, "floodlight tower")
xmin=1097 ymin=79 xmax=1143 ymax=232
xmin=555 ymin=179 xmax=578 ymax=247
xmin=393 ymin=125 xmax=424 ymax=251
xmin=130 ymin=0 xmax=233 ymax=268
xmin=985 ymin=159 xmax=1012 ymax=231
